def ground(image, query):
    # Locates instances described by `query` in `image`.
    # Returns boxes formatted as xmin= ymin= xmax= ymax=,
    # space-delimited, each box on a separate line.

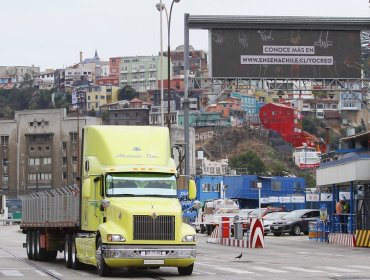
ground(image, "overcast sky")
xmin=1 ymin=0 xmax=369 ymax=71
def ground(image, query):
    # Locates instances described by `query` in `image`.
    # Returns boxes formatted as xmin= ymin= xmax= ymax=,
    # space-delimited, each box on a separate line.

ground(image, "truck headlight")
xmin=107 ymin=234 xmax=126 ymax=242
xmin=182 ymin=235 xmax=196 ymax=242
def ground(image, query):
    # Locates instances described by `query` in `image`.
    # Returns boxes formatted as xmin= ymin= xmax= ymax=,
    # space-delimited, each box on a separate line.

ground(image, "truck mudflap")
xmin=101 ymin=245 xmax=196 ymax=260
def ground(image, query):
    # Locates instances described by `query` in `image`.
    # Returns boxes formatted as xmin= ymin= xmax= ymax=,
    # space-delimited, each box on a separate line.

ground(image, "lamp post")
xmin=156 ymin=0 xmax=181 ymax=131
xmin=156 ymin=0 xmax=165 ymax=126
xmin=257 ymin=181 xmax=262 ymax=218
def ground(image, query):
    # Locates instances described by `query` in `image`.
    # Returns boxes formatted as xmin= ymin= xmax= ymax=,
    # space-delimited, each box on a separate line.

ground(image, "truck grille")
xmin=133 ymin=215 xmax=175 ymax=240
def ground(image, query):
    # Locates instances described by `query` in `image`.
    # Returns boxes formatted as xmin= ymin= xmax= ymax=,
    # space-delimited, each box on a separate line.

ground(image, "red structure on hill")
xmin=259 ymin=103 xmax=326 ymax=152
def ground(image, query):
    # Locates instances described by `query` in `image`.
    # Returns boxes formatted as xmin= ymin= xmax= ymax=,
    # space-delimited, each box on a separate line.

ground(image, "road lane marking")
xmin=249 ymin=266 xmax=286 ymax=273
xmin=34 ymin=270 xmax=48 ymax=276
xmin=347 ymin=265 xmax=370 ymax=270
xmin=197 ymin=262 xmax=258 ymax=275
xmin=282 ymin=266 xmax=323 ymax=273
xmin=1 ymin=270 xmax=24 ymax=276
xmin=316 ymin=266 xmax=359 ymax=273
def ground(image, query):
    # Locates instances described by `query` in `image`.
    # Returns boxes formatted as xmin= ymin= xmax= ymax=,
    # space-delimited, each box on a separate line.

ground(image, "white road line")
xmin=1 ymin=270 xmax=24 ymax=276
xmin=282 ymin=266 xmax=323 ymax=273
xmin=193 ymin=269 xmax=216 ymax=275
xmin=316 ymin=266 xmax=359 ymax=273
xmin=33 ymin=270 xmax=48 ymax=276
xmin=197 ymin=262 xmax=258 ymax=274
xmin=249 ymin=266 xmax=286 ymax=273
xmin=347 ymin=265 xmax=370 ymax=270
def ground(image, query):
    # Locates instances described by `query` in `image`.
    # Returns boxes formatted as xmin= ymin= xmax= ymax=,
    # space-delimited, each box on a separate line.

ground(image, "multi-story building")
xmin=0 ymin=109 xmax=101 ymax=198
xmin=167 ymin=45 xmax=208 ymax=78
xmin=3 ymin=66 xmax=40 ymax=85
xmin=34 ymin=69 xmax=56 ymax=90
xmin=119 ymin=55 xmax=168 ymax=92
xmin=71 ymin=85 xmax=120 ymax=113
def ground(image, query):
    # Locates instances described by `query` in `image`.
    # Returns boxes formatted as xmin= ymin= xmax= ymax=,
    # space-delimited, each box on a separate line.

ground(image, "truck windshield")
xmin=105 ymin=173 xmax=177 ymax=197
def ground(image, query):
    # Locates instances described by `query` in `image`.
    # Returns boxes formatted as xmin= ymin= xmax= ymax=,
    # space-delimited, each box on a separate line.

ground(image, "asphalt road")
xmin=0 ymin=225 xmax=369 ymax=279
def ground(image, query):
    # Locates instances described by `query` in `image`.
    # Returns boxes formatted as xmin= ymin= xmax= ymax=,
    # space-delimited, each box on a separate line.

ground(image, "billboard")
xmin=211 ymin=29 xmax=361 ymax=78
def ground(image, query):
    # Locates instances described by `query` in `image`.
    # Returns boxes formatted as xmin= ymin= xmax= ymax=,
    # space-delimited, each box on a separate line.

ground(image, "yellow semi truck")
xmin=20 ymin=125 xmax=197 ymax=276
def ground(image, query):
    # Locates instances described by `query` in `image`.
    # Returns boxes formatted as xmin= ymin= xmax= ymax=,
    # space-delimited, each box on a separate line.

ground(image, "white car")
xmin=262 ymin=212 xmax=288 ymax=235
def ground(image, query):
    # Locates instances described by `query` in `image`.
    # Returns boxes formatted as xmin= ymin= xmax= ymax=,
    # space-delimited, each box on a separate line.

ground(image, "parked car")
xmin=248 ymin=206 xmax=288 ymax=218
xmin=262 ymin=212 xmax=288 ymax=235
xmin=270 ymin=209 xmax=320 ymax=236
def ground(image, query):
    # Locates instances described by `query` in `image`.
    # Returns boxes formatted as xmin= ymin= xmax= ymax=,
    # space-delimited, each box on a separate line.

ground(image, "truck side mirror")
xmin=188 ymin=179 xmax=196 ymax=200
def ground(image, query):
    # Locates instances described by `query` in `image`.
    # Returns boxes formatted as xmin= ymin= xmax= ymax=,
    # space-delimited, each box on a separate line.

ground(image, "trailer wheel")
xmin=96 ymin=237 xmax=111 ymax=276
xmin=35 ymin=230 xmax=47 ymax=261
xmin=31 ymin=231 xmax=38 ymax=261
xmin=26 ymin=230 xmax=33 ymax=260
xmin=64 ymin=234 xmax=72 ymax=268
xmin=178 ymin=263 xmax=194 ymax=276
xmin=71 ymin=235 xmax=83 ymax=270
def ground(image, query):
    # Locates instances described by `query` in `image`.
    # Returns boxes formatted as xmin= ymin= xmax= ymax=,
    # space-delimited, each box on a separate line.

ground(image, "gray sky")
xmin=1 ymin=0 xmax=368 ymax=71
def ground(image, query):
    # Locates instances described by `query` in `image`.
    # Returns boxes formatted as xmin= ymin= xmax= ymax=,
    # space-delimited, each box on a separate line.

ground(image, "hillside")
xmin=200 ymin=126 xmax=302 ymax=176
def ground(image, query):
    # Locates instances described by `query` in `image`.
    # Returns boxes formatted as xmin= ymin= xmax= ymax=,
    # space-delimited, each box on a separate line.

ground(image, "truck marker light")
xmin=107 ymin=234 xmax=126 ymax=242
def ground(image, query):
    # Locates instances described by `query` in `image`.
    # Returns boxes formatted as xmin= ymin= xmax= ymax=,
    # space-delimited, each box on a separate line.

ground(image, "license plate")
xmin=141 ymin=250 xmax=166 ymax=257
xmin=144 ymin=260 xmax=164 ymax=265
xmin=273 ymin=226 xmax=279 ymax=229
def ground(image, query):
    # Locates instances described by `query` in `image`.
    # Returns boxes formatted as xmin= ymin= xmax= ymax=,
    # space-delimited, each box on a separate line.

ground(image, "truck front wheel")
xmin=178 ymin=263 xmax=194 ymax=276
xmin=96 ymin=237 xmax=111 ymax=277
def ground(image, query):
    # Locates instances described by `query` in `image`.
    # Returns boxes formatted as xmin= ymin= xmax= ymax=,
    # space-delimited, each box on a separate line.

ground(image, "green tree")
xmin=269 ymin=161 xmax=288 ymax=176
xmin=229 ymin=151 xmax=267 ymax=175
xmin=118 ymin=85 xmax=137 ymax=100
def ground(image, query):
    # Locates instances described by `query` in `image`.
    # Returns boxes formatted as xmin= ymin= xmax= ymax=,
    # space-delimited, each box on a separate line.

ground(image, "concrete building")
xmin=119 ymin=55 xmax=168 ymax=92
xmin=168 ymin=45 xmax=208 ymax=78
xmin=2 ymin=66 xmax=40 ymax=85
xmin=0 ymin=109 xmax=101 ymax=198
xmin=34 ymin=69 xmax=56 ymax=90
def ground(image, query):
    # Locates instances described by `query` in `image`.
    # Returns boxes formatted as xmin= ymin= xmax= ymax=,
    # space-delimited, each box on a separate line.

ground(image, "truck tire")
xmin=35 ymin=230 xmax=47 ymax=261
xmin=32 ymin=231 xmax=38 ymax=261
xmin=71 ymin=235 xmax=83 ymax=270
xmin=96 ymin=237 xmax=111 ymax=276
xmin=26 ymin=230 xmax=33 ymax=260
xmin=178 ymin=263 xmax=194 ymax=276
xmin=64 ymin=234 xmax=72 ymax=268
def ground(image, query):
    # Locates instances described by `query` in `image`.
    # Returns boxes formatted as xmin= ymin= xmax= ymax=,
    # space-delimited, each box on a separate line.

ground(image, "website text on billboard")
xmin=211 ymin=29 xmax=361 ymax=78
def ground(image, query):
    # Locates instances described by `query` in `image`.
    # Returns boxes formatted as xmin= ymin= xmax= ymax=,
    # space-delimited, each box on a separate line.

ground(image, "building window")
xmin=63 ymin=157 xmax=67 ymax=165
xmin=214 ymin=183 xmax=221 ymax=192
xmin=72 ymin=156 xmax=78 ymax=165
xmin=271 ymin=181 xmax=282 ymax=191
xmin=202 ymin=183 xmax=211 ymax=192
xmin=63 ymin=172 xmax=67 ymax=180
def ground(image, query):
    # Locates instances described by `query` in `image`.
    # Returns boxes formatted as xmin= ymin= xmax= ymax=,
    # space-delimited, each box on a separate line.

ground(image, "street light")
xmin=156 ymin=0 xmax=181 ymax=131
xmin=257 ymin=181 xmax=262 ymax=218
xmin=156 ymin=0 xmax=165 ymax=126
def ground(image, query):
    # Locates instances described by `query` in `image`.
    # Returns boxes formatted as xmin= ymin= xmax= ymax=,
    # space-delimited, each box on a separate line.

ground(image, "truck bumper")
xmin=101 ymin=245 xmax=196 ymax=268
